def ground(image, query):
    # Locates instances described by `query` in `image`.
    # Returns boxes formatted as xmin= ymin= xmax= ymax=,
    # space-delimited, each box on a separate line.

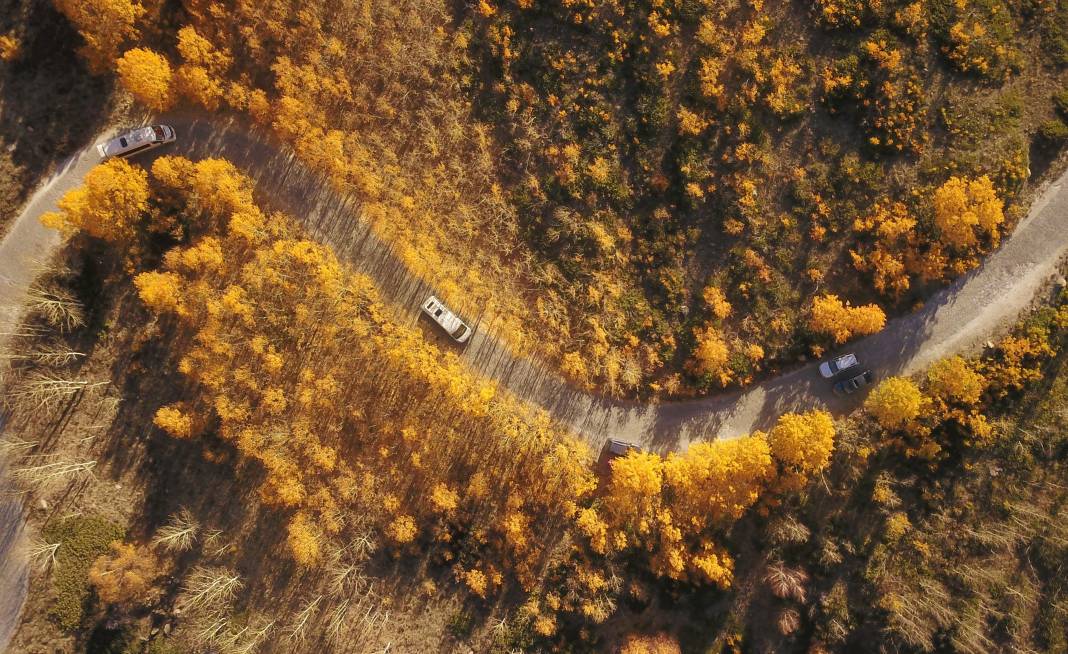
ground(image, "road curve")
xmin=152 ymin=113 xmax=1068 ymax=449
xmin=0 ymin=112 xmax=1066 ymax=648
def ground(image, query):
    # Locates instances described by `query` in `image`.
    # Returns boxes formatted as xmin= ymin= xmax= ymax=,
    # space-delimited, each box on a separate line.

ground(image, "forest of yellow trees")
xmin=0 ymin=151 xmax=849 ymax=650
xmin=46 ymin=0 xmax=1067 ymax=398
xmin=23 ymin=145 xmax=1065 ymax=651
xmin=0 ymin=0 xmax=1066 ymax=650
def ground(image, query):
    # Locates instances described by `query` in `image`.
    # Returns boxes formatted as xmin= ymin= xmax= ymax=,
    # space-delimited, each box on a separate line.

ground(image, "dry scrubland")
xmin=51 ymin=0 xmax=1068 ymax=397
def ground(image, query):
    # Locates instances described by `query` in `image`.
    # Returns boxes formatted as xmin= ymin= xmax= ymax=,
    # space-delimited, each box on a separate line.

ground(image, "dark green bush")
xmin=1038 ymin=119 xmax=1068 ymax=145
xmin=1054 ymin=89 xmax=1068 ymax=118
xmin=43 ymin=515 xmax=125 ymax=630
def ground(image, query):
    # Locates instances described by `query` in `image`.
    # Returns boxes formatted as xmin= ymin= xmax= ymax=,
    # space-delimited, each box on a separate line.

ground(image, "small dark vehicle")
xmin=833 ymin=369 xmax=874 ymax=395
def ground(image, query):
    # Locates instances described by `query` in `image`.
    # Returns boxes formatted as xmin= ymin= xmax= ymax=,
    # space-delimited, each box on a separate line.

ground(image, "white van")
xmin=421 ymin=296 xmax=472 ymax=343
xmin=96 ymin=125 xmax=176 ymax=160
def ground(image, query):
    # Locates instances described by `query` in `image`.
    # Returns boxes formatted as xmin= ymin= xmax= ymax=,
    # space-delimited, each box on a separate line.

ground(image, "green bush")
xmin=1054 ymin=89 xmax=1068 ymax=118
xmin=1039 ymin=119 xmax=1068 ymax=145
xmin=446 ymin=610 xmax=474 ymax=640
xmin=43 ymin=515 xmax=125 ymax=630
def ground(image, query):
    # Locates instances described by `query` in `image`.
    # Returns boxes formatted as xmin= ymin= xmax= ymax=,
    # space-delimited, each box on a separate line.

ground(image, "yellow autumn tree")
xmin=768 ymin=410 xmax=836 ymax=477
xmin=848 ymin=303 xmax=888 ymax=338
xmin=153 ymin=405 xmax=194 ymax=438
xmin=88 ymin=541 xmax=161 ymax=607
xmin=933 ymin=176 xmax=1005 ymax=248
xmin=116 ymin=48 xmax=174 ymax=111
xmin=620 ymin=633 xmax=683 ymax=654
xmin=664 ymin=435 xmax=774 ymax=529
xmin=601 ymin=451 xmax=664 ymax=536
xmin=702 ymin=285 xmax=732 ymax=319
xmin=865 ymin=376 xmax=924 ymax=429
xmin=0 ymin=33 xmax=20 ymax=62
xmin=40 ymin=159 xmax=149 ymax=242
xmin=852 ymin=201 xmax=918 ymax=297
xmin=176 ymin=64 xmax=223 ymax=110
xmin=287 ymin=512 xmax=322 ymax=566
xmin=134 ymin=271 xmax=183 ymax=314
xmin=926 ymin=355 xmax=985 ymax=406
xmin=386 ymin=515 xmax=418 ymax=544
xmin=464 ymin=568 xmax=489 ymax=598
xmin=176 ymin=25 xmax=231 ymax=74
xmin=53 ymin=0 xmax=145 ymax=73
xmin=809 ymin=294 xmax=886 ymax=343
xmin=692 ymin=324 xmax=731 ymax=384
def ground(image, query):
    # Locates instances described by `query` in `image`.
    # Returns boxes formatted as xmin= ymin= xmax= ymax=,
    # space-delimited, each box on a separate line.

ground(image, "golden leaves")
xmin=41 ymin=158 xmax=150 ymax=243
xmin=865 ymin=376 xmax=924 ymax=429
xmin=809 ymin=294 xmax=886 ymax=344
xmin=116 ymin=48 xmax=175 ymax=111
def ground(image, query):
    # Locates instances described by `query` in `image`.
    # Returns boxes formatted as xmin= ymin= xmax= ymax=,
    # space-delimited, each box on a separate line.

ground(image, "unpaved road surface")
xmin=0 ymin=113 xmax=1066 ymax=649
xmin=0 ymin=143 xmax=97 ymax=652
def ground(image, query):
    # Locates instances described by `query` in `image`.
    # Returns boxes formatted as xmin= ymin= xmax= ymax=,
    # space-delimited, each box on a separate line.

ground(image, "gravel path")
xmin=0 ymin=142 xmax=97 ymax=652
xmin=0 ymin=113 xmax=1065 ymax=649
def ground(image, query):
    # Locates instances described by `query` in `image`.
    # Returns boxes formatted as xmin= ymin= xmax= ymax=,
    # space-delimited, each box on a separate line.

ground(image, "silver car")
xmin=421 ymin=295 xmax=472 ymax=343
xmin=96 ymin=125 xmax=176 ymax=160
xmin=819 ymin=353 xmax=859 ymax=378
xmin=605 ymin=438 xmax=641 ymax=458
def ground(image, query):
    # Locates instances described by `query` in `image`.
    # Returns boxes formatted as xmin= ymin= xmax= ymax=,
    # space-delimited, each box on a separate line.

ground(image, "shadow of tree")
xmin=0 ymin=0 xmax=112 ymax=231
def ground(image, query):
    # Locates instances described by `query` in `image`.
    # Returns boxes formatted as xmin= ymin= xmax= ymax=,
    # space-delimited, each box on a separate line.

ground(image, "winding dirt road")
xmin=0 ymin=113 xmax=1066 ymax=650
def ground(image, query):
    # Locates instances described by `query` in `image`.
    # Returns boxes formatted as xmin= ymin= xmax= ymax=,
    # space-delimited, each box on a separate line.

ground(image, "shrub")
xmin=43 ymin=515 xmax=125 ymax=629
xmin=1054 ymin=89 xmax=1068 ymax=117
xmin=1038 ymin=119 xmax=1068 ymax=146
xmin=88 ymin=541 xmax=162 ymax=608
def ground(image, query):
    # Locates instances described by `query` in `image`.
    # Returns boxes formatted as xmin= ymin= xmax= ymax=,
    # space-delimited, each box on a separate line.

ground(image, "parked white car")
xmin=97 ymin=125 xmax=176 ymax=160
xmin=421 ymin=296 xmax=472 ymax=343
xmin=819 ymin=353 xmax=859 ymax=378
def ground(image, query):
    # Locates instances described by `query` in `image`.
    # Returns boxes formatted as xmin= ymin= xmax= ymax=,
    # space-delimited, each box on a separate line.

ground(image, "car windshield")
xmin=450 ymin=323 xmax=468 ymax=338
xmin=153 ymin=126 xmax=166 ymax=140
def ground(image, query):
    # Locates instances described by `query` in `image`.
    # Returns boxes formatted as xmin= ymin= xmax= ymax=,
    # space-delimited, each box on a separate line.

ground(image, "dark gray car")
xmin=833 ymin=369 xmax=874 ymax=395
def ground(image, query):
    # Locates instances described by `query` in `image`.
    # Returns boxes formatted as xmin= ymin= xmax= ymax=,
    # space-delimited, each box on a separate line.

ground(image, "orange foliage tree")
xmin=768 ymin=410 xmax=836 ymax=488
xmin=926 ymin=355 xmax=985 ymax=407
xmin=691 ymin=324 xmax=731 ymax=385
xmin=809 ymin=294 xmax=886 ymax=344
xmin=40 ymin=158 xmax=150 ymax=243
xmin=932 ymin=176 xmax=1005 ymax=249
xmin=865 ymin=376 xmax=924 ymax=429
xmin=116 ymin=48 xmax=174 ymax=111
xmin=53 ymin=0 xmax=145 ymax=73
xmin=88 ymin=541 xmax=162 ymax=608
